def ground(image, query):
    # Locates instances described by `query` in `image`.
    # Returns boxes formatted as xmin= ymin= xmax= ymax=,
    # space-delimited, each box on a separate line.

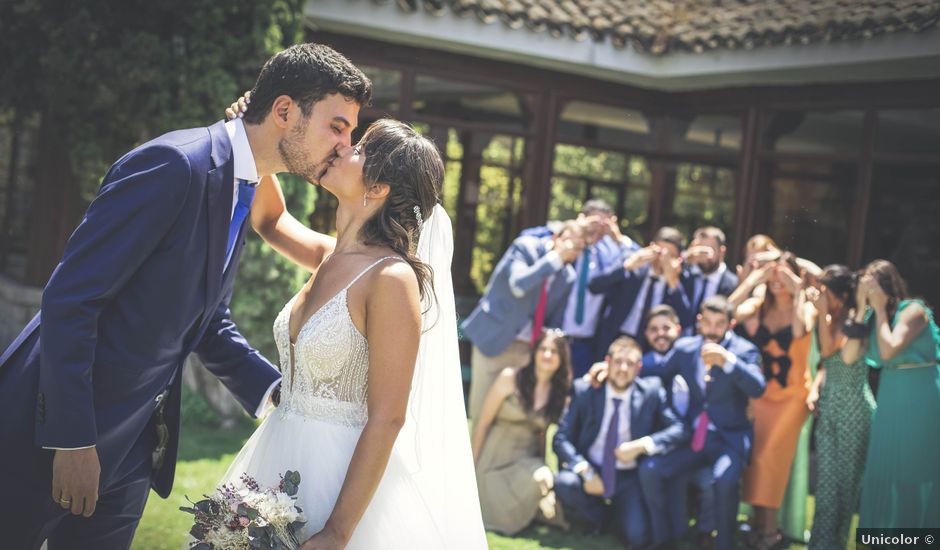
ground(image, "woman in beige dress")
xmin=471 ymin=330 xmax=573 ymax=535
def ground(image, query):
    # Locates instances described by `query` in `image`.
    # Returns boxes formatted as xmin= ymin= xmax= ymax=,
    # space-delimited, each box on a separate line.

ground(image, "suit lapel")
xmin=629 ymin=381 xmax=643 ymax=434
xmin=203 ymin=121 xmax=234 ymax=322
xmin=586 ymin=386 xmax=607 ymax=445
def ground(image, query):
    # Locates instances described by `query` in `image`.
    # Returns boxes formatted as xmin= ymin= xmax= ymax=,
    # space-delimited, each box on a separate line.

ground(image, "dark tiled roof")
xmin=375 ymin=0 xmax=940 ymax=55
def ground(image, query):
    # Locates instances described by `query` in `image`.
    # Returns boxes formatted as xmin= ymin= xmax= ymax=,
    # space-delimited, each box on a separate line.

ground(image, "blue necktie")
xmin=601 ymin=397 xmax=623 ymax=499
xmin=225 ymin=179 xmax=256 ymax=271
xmin=575 ymin=250 xmax=591 ymax=324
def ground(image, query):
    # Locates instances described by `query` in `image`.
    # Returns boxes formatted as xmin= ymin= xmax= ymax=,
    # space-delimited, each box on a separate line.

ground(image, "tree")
xmin=1 ymin=0 xmax=306 ymax=285
xmin=0 ymin=0 xmax=313 ymax=424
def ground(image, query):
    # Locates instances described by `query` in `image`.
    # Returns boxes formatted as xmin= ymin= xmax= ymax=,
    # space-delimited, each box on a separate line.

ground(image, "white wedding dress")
xmin=220 ymin=206 xmax=487 ymax=549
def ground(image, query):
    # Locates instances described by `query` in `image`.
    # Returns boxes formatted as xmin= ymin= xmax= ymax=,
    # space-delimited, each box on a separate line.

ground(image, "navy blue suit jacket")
xmin=0 ymin=121 xmax=281 ymax=497
xmin=588 ymin=264 xmax=693 ymax=361
xmin=461 ymin=234 xmax=576 ymax=356
xmin=553 ymin=377 xmax=690 ymax=472
xmin=640 ymin=333 xmax=765 ymax=458
xmin=683 ymin=265 xmax=740 ymax=331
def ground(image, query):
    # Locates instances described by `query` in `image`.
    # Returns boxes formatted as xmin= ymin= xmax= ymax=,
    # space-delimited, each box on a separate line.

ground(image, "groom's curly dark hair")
xmin=243 ymin=43 xmax=372 ymax=124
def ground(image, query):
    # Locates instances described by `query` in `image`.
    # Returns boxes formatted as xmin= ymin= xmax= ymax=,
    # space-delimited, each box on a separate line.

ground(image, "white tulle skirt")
xmin=221 ymin=407 xmax=445 ymax=549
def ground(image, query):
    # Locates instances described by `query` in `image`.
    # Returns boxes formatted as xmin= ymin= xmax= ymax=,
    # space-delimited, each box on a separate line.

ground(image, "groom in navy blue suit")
xmin=0 ymin=44 xmax=370 ymax=549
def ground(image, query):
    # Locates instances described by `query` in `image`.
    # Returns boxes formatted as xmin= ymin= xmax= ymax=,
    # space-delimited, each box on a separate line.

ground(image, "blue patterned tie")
xmin=225 ymin=179 xmax=256 ymax=271
xmin=575 ymin=250 xmax=591 ymax=324
xmin=601 ymin=397 xmax=623 ymax=499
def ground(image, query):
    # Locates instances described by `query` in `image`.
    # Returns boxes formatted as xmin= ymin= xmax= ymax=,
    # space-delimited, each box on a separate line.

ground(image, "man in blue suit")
xmin=0 ymin=44 xmax=371 ymax=549
xmin=589 ymin=226 xmax=693 ymax=362
xmin=683 ymin=226 xmax=739 ymax=332
xmin=641 ymin=303 xmax=717 ymax=546
xmin=553 ymin=336 xmax=689 ymax=546
xmin=462 ymin=221 xmax=585 ymax=419
xmin=639 ymin=295 xmax=765 ymax=550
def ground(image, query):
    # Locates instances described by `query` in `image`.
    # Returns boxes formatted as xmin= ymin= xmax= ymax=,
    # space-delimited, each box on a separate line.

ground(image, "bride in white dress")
xmin=220 ymin=119 xmax=486 ymax=549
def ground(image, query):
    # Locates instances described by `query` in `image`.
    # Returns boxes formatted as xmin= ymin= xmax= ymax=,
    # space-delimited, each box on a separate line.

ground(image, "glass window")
xmin=359 ymin=65 xmax=401 ymax=114
xmin=863 ymin=164 xmax=940 ymax=309
xmin=412 ymin=75 xmax=530 ymax=133
xmin=557 ymin=101 xmax=654 ymax=150
xmin=763 ymin=110 xmax=865 ymax=154
xmin=760 ymin=161 xmax=857 ymax=265
xmin=875 ymin=109 xmax=940 ymax=156
xmin=665 ymin=163 xmax=736 ymax=244
xmin=667 ymin=114 xmax=742 ymax=153
xmin=550 ymin=144 xmax=651 ymax=242
xmin=470 ymin=135 xmax=525 ymax=293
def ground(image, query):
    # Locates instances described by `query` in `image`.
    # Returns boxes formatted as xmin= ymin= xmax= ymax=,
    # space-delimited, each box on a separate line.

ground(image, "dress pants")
xmin=555 ymin=467 xmax=651 ymax=546
xmin=640 ymin=433 xmax=746 ymax=550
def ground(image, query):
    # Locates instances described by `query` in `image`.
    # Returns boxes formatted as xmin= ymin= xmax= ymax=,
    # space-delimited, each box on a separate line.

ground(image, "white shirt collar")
xmin=224 ymin=118 xmax=259 ymax=183
xmin=704 ymin=262 xmax=727 ymax=284
xmin=605 ymin=382 xmax=634 ymax=404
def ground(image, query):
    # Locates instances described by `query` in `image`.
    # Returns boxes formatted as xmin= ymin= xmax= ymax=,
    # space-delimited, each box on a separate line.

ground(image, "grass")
xmin=134 ymin=411 xmax=852 ymax=550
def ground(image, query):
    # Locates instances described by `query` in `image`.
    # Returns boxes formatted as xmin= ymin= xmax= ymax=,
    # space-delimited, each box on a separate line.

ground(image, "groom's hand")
xmin=51 ymin=447 xmax=101 ymax=517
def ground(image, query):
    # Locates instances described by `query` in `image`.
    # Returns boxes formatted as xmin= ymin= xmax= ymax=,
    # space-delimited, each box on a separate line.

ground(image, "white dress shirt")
xmin=701 ymin=262 xmax=728 ymax=301
xmin=562 ymin=246 xmax=606 ymax=338
xmin=619 ymin=275 xmax=665 ymax=337
xmin=586 ymin=385 xmax=657 ymax=470
xmin=225 ymin=119 xmax=282 ymax=417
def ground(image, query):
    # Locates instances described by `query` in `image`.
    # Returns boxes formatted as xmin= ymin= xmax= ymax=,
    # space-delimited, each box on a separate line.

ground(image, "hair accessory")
xmin=414 ymin=205 xmax=423 ymax=226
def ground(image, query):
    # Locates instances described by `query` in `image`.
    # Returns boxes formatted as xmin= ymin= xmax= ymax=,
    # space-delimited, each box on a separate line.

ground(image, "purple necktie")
xmin=601 ymin=397 xmax=623 ymax=499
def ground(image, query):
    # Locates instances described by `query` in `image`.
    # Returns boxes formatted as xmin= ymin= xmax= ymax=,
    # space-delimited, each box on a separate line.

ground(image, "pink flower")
xmin=239 ymin=516 xmax=250 ymax=527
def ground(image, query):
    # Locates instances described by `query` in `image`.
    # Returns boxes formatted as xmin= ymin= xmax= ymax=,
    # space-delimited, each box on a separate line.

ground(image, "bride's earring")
xmin=363 ymin=193 xmax=368 ymax=207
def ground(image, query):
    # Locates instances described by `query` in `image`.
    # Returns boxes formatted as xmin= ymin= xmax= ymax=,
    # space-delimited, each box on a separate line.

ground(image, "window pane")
xmin=863 ymin=164 xmax=940 ymax=309
xmin=875 ymin=109 xmax=940 ymax=156
xmin=549 ymin=176 xmax=585 ymax=222
xmin=764 ymin=110 xmax=864 ymax=154
xmin=472 ymin=161 xmax=523 ymax=293
xmin=359 ymin=65 xmax=401 ymax=113
xmin=549 ymin=144 xmax=651 ymax=242
xmin=553 ymin=144 xmax=627 ymax=181
xmin=761 ymin=161 xmax=857 ymax=264
xmin=558 ymin=101 xmax=653 ymax=150
xmin=667 ymin=163 xmax=736 ymax=244
xmin=413 ymin=75 xmax=530 ymax=133
xmin=668 ymin=114 xmax=742 ymax=153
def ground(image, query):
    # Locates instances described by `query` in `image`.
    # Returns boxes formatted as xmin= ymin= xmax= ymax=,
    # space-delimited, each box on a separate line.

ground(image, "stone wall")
xmin=0 ymin=274 xmax=41 ymax=350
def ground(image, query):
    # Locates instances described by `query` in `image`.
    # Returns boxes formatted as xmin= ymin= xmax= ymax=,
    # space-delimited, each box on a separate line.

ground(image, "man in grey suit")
xmin=462 ymin=221 xmax=585 ymax=419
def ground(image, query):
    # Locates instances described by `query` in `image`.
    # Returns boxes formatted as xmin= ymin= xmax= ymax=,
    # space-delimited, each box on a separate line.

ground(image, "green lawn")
xmin=135 ymin=410 xmax=850 ymax=550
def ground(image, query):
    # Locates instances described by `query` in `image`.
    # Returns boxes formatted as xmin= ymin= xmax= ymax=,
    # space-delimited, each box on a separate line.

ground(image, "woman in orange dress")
xmin=734 ymin=252 xmax=814 ymax=549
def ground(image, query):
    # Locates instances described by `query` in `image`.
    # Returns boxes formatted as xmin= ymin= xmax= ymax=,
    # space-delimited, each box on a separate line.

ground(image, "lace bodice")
xmin=272 ymin=257 xmax=400 ymax=427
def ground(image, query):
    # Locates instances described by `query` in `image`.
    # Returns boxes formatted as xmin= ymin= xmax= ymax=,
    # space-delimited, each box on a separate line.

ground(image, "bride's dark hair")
xmin=358 ymin=119 xmax=442 ymax=302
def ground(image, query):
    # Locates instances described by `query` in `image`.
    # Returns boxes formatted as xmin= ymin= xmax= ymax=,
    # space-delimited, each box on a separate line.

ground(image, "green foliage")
xmin=0 ymin=0 xmax=306 ymax=197
xmin=0 ymin=0 xmax=312 ymax=370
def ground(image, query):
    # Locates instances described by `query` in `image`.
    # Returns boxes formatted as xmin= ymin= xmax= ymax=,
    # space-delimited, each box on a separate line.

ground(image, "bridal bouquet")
xmin=181 ymin=470 xmax=306 ymax=550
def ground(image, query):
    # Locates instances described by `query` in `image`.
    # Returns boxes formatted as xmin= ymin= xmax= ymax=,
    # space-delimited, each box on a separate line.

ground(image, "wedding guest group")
xmin=462 ymin=199 xmax=939 ymax=547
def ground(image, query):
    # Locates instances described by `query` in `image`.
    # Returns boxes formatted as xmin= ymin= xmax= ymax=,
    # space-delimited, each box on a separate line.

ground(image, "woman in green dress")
xmin=806 ymin=265 xmax=876 ymax=549
xmin=471 ymin=330 xmax=572 ymax=535
xmin=843 ymin=259 xmax=940 ymax=529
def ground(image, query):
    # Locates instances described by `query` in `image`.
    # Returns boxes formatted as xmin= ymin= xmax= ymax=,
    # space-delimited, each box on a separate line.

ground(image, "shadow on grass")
xmin=176 ymin=418 xmax=256 ymax=462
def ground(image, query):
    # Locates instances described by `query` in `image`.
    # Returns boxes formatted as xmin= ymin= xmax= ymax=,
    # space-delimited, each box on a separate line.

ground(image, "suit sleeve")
xmin=649 ymin=386 xmax=691 ymax=452
xmin=194 ymin=284 xmax=282 ymax=418
xmin=641 ymin=349 xmax=681 ymax=380
xmin=664 ymin=270 xmax=695 ymax=332
xmin=727 ymin=342 xmax=766 ymax=398
xmin=552 ymin=388 xmax=587 ymax=470
xmin=37 ymin=145 xmax=191 ymax=448
xmin=506 ymin=239 xmax=564 ymax=298
xmin=588 ymin=260 xmax=641 ymax=295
